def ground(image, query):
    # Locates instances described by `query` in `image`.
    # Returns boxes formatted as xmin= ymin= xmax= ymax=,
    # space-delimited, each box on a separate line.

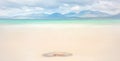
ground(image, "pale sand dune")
xmin=0 ymin=24 xmax=120 ymax=61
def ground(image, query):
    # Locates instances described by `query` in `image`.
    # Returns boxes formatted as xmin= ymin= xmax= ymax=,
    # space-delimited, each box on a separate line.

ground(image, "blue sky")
xmin=0 ymin=0 xmax=120 ymax=19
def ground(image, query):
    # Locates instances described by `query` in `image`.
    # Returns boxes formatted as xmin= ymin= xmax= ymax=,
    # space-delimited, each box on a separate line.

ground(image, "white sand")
xmin=0 ymin=24 xmax=120 ymax=61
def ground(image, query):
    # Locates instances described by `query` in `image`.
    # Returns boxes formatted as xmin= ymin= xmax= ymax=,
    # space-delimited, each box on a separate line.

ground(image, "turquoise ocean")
xmin=0 ymin=19 xmax=120 ymax=24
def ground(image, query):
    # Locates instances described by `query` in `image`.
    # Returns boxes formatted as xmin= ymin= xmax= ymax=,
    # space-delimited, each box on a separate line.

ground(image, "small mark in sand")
xmin=42 ymin=52 xmax=72 ymax=57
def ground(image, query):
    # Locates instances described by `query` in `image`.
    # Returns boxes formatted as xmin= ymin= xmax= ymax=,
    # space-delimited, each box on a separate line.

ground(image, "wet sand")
xmin=0 ymin=24 xmax=120 ymax=61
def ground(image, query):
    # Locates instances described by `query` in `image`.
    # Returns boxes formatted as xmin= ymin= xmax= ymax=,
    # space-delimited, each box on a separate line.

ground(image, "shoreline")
xmin=0 ymin=23 xmax=120 ymax=26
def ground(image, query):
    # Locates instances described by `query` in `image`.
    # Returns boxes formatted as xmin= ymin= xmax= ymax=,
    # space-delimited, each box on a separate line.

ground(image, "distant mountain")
xmin=46 ymin=13 xmax=66 ymax=19
xmin=110 ymin=13 xmax=120 ymax=19
xmin=78 ymin=10 xmax=109 ymax=17
xmin=65 ymin=10 xmax=110 ymax=18
xmin=2 ymin=10 xmax=118 ymax=19
xmin=65 ymin=12 xmax=77 ymax=17
xmin=23 ymin=10 xmax=111 ymax=19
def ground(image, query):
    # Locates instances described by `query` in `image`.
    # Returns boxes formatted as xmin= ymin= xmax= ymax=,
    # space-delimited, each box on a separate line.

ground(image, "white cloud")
xmin=88 ymin=0 xmax=120 ymax=15
xmin=0 ymin=0 xmax=120 ymax=18
xmin=71 ymin=5 xmax=81 ymax=13
xmin=0 ymin=6 xmax=44 ymax=17
xmin=57 ymin=4 xmax=85 ymax=14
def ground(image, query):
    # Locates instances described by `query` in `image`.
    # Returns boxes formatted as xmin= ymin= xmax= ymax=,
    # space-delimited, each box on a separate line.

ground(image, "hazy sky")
xmin=0 ymin=0 xmax=120 ymax=18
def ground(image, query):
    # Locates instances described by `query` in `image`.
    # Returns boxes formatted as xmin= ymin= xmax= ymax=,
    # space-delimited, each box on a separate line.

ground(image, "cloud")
xmin=0 ymin=6 xmax=44 ymax=17
xmin=88 ymin=0 xmax=120 ymax=15
xmin=57 ymin=4 xmax=83 ymax=14
xmin=0 ymin=0 xmax=120 ymax=18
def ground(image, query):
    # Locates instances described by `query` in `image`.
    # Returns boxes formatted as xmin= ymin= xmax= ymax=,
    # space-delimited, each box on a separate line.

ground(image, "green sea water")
xmin=0 ymin=19 xmax=120 ymax=24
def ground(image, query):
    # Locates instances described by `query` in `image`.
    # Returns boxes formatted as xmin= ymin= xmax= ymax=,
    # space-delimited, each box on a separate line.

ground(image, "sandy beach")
xmin=0 ymin=24 xmax=120 ymax=61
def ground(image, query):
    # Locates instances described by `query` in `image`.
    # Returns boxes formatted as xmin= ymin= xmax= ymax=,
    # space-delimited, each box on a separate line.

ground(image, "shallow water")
xmin=0 ymin=19 xmax=120 ymax=24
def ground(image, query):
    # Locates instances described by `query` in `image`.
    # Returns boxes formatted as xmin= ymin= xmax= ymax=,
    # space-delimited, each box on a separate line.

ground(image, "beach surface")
xmin=0 ymin=24 xmax=120 ymax=61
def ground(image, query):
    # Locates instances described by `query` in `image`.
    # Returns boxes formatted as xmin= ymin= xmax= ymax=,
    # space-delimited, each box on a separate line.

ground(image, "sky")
xmin=0 ymin=0 xmax=120 ymax=19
